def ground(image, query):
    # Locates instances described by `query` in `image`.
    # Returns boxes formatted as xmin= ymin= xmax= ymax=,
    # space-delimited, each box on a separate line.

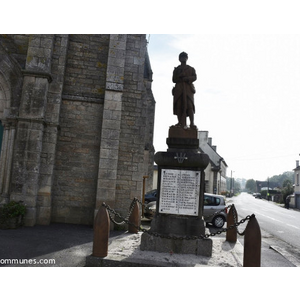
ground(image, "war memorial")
xmin=140 ymin=52 xmax=212 ymax=256
xmin=85 ymin=52 xmax=246 ymax=267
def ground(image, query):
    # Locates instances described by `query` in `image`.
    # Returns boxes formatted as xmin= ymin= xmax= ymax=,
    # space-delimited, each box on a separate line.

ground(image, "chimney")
xmin=296 ymin=160 xmax=299 ymax=168
xmin=198 ymin=131 xmax=208 ymax=146
xmin=208 ymin=137 xmax=212 ymax=145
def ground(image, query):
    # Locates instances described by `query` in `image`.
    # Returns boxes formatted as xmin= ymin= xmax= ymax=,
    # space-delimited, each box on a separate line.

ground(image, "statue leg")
xmin=188 ymin=108 xmax=194 ymax=127
xmin=181 ymin=113 xmax=186 ymax=127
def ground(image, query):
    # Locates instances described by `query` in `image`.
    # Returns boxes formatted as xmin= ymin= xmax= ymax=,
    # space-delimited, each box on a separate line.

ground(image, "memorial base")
xmin=142 ymin=125 xmax=213 ymax=257
xmin=140 ymin=233 xmax=212 ymax=257
xmin=149 ymin=214 xmax=206 ymax=236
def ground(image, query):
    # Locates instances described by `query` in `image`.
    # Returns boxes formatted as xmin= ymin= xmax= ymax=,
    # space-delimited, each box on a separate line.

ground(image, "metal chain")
xmin=105 ymin=198 xmax=139 ymax=226
xmin=232 ymin=205 xmax=248 ymax=236
xmin=102 ymin=201 xmax=255 ymax=240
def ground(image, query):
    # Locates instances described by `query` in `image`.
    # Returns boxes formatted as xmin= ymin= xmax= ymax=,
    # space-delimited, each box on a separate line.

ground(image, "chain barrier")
xmin=232 ymin=205 xmax=248 ymax=236
xmin=102 ymin=199 xmax=255 ymax=240
xmin=106 ymin=198 xmax=139 ymax=226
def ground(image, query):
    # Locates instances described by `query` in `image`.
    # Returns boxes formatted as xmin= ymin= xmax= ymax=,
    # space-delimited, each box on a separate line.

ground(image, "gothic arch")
xmin=0 ymin=53 xmax=22 ymax=204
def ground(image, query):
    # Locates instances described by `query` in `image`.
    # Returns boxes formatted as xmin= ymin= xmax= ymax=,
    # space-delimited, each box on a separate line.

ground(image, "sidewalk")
xmin=0 ymin=223 xmax=95 ymax=267
xmin=0 ymin=223 xmax=244 ymax=267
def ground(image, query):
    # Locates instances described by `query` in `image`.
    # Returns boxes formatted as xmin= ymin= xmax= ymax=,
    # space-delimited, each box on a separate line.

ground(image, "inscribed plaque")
xmin=159 ymin=169 xmax=200 ymax=216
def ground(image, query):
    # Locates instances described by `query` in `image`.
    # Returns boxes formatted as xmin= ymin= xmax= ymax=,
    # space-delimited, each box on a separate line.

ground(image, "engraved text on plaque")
xmin=159 ymin=169 xmax=200 ymax=216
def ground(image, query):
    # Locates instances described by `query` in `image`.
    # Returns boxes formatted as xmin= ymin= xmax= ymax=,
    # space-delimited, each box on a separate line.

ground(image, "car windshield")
xmin=146 ymin=189 xmax=156 ymax=195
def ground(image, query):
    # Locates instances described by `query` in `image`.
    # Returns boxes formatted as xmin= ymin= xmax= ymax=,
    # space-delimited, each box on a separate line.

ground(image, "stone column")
xmin=0 ymin=124 xmax=8 ymax=194
xmin=95 ymin=35 xmax=127 ymax=217
xmin=36 ymin=35 xmax=69 ymax=225
xmin=10 ymin=35 xmax=54 ymax=226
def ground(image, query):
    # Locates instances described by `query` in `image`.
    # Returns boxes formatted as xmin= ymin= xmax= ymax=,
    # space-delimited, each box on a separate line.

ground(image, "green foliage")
xmin=268 ymin=172 xmax=294 ymax=188
xmin=281 ymin=180 xmax=294 ymax=202
xmin=0 ymin=201 xmax=27 ymax=229
xmin=246 ymin=179 xmax=256 ymax=193
xmin=0 ymin=201 xmax=26 ymax=222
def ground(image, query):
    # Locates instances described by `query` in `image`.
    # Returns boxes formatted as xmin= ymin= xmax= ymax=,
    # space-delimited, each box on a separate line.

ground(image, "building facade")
xmin=198 ymin=131 xmax=227 ymax=194
xmin=293 ymin=161 xmax=300 ymax=209
xmin=0 ymin=34 xmax=155 ymax=226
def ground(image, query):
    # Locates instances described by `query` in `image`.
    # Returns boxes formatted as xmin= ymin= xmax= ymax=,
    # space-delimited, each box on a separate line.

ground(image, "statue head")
xmin=179 ymin=52 xmax=188 ymax=60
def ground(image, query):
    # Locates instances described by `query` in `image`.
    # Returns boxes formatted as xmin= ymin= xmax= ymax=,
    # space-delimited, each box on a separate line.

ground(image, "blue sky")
xmin=147 ymin=34 xmax=300 ymax=181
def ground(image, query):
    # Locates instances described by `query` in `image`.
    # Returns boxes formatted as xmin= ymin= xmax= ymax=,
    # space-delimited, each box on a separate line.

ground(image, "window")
xmin=204 ymin=195 xmax=220 ymax=206
xmin=215 ymin=197 xmax=220 ymax=205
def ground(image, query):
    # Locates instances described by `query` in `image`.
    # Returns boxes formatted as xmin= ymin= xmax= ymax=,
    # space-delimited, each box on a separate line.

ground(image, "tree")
xmin=234 ymin=181 xmax=241 ymax=194
xmin=282 ymin=178 xmax=293 ymax=188
xmin=246 ymin=179 xmax=256 ymax=193
xmin=269 ymin=172 xmax=294 ymax=188
xmin=281 ymin=180 xmax=294 ymax=203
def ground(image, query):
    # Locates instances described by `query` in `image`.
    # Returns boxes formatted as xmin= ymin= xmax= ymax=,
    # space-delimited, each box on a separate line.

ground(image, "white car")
xmin=144 ymin=192 xmax=227 ymax=228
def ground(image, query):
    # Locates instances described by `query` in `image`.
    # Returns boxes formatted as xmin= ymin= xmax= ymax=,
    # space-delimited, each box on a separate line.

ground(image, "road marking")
xmin=269 ymin=245 xmax=300 ymax=267
xmin=254 ymin=212 xmax=286 ymax=224
xmin=286 ymin=224 xmax=300 ymax=230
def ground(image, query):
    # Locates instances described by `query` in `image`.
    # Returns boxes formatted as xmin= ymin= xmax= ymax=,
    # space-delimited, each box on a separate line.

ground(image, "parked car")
xmin=144 ymin=189 xmax=158 ymax=204
xmin=144 ymin=192 xmax=227 ymax=228
xmin=144 ymin=201 xmax=156 ymax=219
xmin=203 ymin=193 xmax=227 ymax=228
xmin=254 ymin=193 xmax=262 ymax=199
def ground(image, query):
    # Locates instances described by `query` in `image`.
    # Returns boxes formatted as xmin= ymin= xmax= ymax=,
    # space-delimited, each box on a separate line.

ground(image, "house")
xmin=198 ymin=131 xmax=227 ymax=195
xmin=293 ymin=160 xmax=300 ymax=209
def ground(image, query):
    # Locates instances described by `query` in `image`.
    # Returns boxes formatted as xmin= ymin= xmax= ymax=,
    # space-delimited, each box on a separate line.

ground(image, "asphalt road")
xmin=228 ymin=192 xmax=300 ymax=266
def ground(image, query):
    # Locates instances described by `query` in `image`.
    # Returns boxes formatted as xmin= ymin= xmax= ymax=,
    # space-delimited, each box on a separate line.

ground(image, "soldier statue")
xmin=172 ymin=52 xmax=197 ymax=129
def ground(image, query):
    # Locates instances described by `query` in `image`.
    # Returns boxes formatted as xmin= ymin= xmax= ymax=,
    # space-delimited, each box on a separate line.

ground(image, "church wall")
xmin=0 ymin=34 xmax=155 ymax=226
xmin=51 ymin=35 xmax=109 ymax=225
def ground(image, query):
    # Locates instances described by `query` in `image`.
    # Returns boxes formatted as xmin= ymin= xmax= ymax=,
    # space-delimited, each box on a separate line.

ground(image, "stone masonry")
xmin=0 ymin=34 xmax=155 ymax=226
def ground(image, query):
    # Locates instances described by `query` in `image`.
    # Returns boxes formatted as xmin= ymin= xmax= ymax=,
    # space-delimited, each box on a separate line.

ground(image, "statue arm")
xmin=185 ymin=68 xmax=197 ymax=83
xmin=172 ymin=67 xmax=180 ymax=83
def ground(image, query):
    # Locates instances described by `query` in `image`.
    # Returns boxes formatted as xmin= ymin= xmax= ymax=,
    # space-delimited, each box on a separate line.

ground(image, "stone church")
xmin=0 ymin=34 xmax=155 ymax=226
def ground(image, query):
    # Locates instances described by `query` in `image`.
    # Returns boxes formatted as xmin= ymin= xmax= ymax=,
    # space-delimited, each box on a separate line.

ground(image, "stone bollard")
xmin=226 ymin=204 xmax=237 ymax=243
xmin=92 ymin=204 xmax=110 ymax=258
xmin=128 ymin=201 xmax=140 ymax=234
xmin=243 ymin=215 xmax=261 ymax=267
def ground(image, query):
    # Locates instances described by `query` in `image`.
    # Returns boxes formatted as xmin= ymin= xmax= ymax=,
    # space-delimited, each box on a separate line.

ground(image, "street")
xmin=228 ymin=192 xmax=300 ymax=267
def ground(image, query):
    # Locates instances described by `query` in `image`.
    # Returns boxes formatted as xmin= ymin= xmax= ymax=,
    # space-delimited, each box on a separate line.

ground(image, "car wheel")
xmin=212 ymin=216 xmax=225 ymax=228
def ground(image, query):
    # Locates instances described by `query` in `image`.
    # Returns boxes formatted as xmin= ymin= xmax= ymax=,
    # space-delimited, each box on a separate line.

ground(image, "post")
xmin=92 ymin=205 xmax=110 ymax=258
xmin=128 ymin=201 xmax=140 ymax=233
xmin=142 ymin=176 xmax=148 ymax=218
xmin=243 ymin=215 xmax=261 ymax=267
xmin=226 ymin=205 xmax=237 ymax=243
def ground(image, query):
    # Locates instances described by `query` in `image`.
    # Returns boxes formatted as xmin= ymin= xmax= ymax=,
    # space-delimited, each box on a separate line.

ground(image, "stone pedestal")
xmin=140 ymin=233 xmax=212 ymax=257
xmin=140 ymin=126 xmax=212 ymax=256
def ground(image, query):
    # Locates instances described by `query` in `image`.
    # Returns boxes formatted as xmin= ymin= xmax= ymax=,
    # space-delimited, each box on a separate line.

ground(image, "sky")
xmin=3 ymin=2 xmax=300 ymax=182
xmin=147 ymin=34 xmax=300 ymax=181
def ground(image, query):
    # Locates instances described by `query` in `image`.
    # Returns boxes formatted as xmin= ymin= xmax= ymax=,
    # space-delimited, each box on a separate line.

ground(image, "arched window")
xmin=0 ymin=74 xmax=14 ymax=201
